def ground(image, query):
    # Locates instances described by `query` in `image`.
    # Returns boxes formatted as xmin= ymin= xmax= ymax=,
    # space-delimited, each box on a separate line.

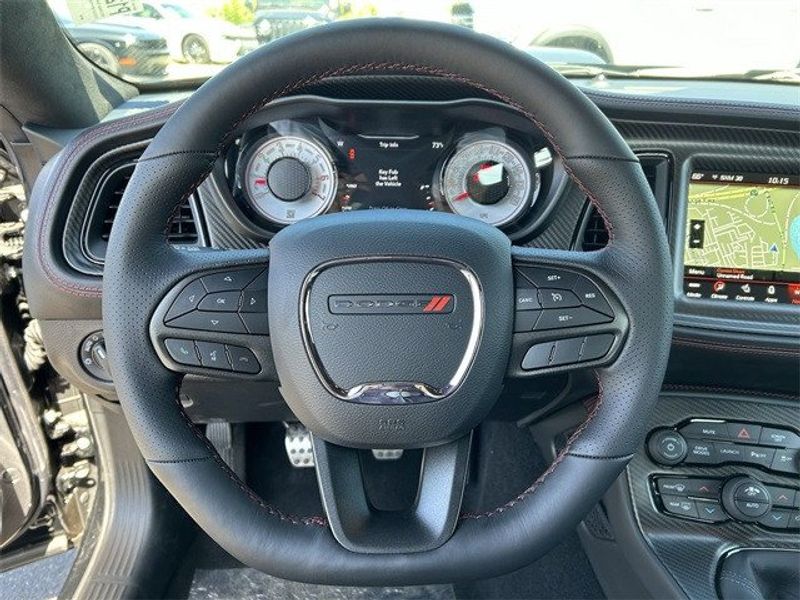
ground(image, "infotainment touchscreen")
xmin=683 ymin=171 xmax=800 ymax=305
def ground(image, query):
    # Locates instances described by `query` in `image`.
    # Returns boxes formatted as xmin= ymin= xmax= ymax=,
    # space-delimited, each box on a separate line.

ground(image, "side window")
xmin=136 ymin=5 xmax=163 ymax=19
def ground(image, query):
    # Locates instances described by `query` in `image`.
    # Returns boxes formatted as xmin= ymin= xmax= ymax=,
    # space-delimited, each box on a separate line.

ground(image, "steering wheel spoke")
xmin=507 ymin=246 xmax=629 ymax=377
xmin=149 ymin=248 xmax=272 ymax=378
xmin=313 ymin=433 xmax=472 ymax=554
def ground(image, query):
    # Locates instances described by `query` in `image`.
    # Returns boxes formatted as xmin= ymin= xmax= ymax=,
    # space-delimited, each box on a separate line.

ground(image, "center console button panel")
xmin=652 ymin=474 xmax=799 ymax=530
xmin=649 ymin=420 xmax=800 ymax=475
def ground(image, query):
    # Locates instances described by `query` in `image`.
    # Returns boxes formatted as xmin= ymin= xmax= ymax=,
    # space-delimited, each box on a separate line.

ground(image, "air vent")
xmin=85 ymin=162 xmax=202 ymax=263
xmin=580 ymin=153 xmax=671 ymax=251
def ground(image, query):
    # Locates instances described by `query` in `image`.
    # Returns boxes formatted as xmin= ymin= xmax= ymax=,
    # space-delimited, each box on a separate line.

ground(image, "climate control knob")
xmin=721 ymin=477 xmax=772 ymax=521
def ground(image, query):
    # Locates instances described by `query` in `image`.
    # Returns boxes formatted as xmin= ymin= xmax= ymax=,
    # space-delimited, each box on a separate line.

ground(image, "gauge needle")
xmin=453 ymin=191 xmax=470 ymax=201
xmin=476 ymin=163 xmax=504 ymax=186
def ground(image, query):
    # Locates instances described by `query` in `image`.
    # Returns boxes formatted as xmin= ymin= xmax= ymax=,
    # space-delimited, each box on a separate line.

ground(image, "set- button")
xmin=513 ymin=266 xmax=614 ymax=333
xmin=164 ymin=267 xmax=268 ymax=335
xmin=164 ymin=338 xmax=260 ymax=374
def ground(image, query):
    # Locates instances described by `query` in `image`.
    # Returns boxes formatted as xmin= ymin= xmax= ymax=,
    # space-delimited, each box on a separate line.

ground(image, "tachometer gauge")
xmin=441 ymin=139 xmax=535 ymax=227
xmin=243 ymin=135 xmax=337 ymax=225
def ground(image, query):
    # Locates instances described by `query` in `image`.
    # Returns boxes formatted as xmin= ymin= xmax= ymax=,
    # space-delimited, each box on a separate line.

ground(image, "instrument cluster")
xmin=227 ymin=99 xmax=563 ymax=240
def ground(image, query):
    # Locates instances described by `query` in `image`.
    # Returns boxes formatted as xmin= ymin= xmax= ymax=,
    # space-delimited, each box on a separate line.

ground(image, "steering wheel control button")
xmin=240 ymin=312 xmax=269 ymax=335
xmin=515 ymin=288 xmax=541 ymax=311
xmin=513 ymin=310 xmax=541 ymax=333
xmin=201 ymin=268 xmax=262 ymax=293
xmin=679 ymin=420 xmax=729 ymax=440
xmin=226 ymin=346 xmax=261 ymax=374
xmin=164 ymin=338 xmax=201 ymax=366
xmin=759 ymin=427 xmax=800 ymax=449
xmin=538 ymin=288 xmax=581 ymax=309
xmin=241 ymin=289 xmax=267 ymax=313
xmin=195 ymin=341 xmax=231 ymax=370
xmin=550 ymin=336 xmax=584 ymax=366
xmin=572 ymin=277 xmax=613 ymax=316
xmin=198 ymin=291 xmax=241 ymax=312
xmin=661 ymin=496 xmax=699 ymax=519
xmin=168 ymin=311 xmax=247 ymax=334
xmin=648 ymin=430 xmax=688 ymax=465
xmin=517 ymin=267 xmax=577 ymax=289
xmin=580 ymin=334 xmax=614 ymax=362
xmin=534 ymin=306 xmax=611 ymax=330
xmin=521 ymin=342 xmax=556 ymax=370
xmin=727 ymin=422 xmax=762 ymax=444
xmin=165 ymin=280 xmax=206 ymax=321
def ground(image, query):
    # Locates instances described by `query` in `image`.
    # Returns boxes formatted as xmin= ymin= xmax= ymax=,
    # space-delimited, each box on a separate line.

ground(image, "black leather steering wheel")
xmin=103 ymin=19 xmax=672 ymax=585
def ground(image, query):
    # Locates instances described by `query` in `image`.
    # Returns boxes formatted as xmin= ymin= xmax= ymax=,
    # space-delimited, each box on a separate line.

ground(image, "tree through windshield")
xmin=50 ymin=0 xmax=800 ymax=85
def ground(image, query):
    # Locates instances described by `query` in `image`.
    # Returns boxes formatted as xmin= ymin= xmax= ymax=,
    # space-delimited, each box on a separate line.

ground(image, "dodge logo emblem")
xmin=328 ymin=294 xmax=454 ymax=315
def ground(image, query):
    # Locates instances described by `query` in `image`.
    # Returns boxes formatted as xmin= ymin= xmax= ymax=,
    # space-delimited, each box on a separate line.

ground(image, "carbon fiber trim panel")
xmin=628 ymin=391 xmax=800 ymax=600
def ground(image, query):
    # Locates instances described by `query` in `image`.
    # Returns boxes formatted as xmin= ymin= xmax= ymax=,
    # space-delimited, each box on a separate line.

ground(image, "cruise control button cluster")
xmin=513 ymin=267 xmax=614 ymax=333
xmin=164 ymin=338 xmax=260 ymax=374
xmin=521 ymin=334 xmax=615 ymax=370
xmin=164 ymin=267 xmax=268 ymax=335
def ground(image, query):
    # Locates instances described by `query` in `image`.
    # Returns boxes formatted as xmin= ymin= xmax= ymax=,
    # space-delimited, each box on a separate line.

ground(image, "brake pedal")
xmin=284 ymin=423 xmax=314 ymax=468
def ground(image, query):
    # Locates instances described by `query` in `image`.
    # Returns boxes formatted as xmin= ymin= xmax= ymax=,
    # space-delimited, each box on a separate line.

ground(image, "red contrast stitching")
xmin=37 ymin=102 xmax=184 ymax=297
xmin=106 ymin=63 xmax=623 ymax=526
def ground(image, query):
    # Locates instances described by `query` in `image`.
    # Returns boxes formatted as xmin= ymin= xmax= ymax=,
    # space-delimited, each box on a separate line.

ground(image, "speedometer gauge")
xmin=243 ymin=136 xmax=337 ymax=225
xmin=441 ymin=139 xmax=535 ymax=227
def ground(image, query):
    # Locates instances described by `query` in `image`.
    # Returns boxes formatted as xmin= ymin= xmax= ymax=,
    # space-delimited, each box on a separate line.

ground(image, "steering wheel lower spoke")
xmin=149 ymin=248 xmax=271 ymax=378
xmin=313 ymin=433 xmax=472 ymax=553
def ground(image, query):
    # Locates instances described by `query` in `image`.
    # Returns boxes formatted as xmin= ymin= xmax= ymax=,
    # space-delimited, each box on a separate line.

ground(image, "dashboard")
xmin=18 ymin=75 xmax=800 ymax=600
xmin=225 ymin=99 xmax=558 ymax=240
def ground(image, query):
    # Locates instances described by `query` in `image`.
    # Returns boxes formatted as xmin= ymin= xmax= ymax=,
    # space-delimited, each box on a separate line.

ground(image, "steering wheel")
xmin=103 ymin=19 xmax=672 ymax=585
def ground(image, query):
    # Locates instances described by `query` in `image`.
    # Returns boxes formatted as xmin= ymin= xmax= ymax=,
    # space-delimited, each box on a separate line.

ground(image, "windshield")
xmin=50 ymin=0 xmax=800 ymax=85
